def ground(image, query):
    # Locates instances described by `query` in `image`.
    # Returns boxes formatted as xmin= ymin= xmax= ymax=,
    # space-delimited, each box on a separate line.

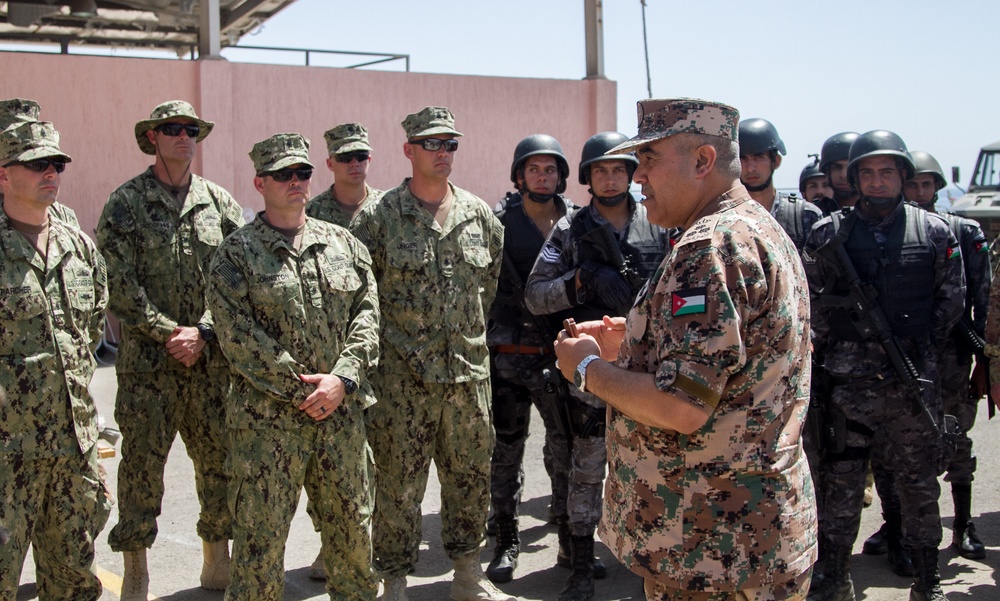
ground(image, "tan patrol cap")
xmin=608 ymin=97 xmax=740 ymax=155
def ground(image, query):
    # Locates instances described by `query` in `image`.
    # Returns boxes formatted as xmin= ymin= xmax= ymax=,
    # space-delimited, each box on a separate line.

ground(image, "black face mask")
xmin=524 ymin=189 xmax=556 ymax=203
xmin=593 ymin=191 xmax=628 ymax=207
xmin=833 ymin=186 xmax=856 ymax=203
xmin=861 ymin=194 xmax=900 ymax=209
xmin=743 ymin=173 xmax=773 ymax=193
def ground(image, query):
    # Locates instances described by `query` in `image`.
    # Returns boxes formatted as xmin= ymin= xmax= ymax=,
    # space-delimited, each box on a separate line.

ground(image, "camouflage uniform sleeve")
xmin=96 ymin=189 xmax=179 ymax=342
xmin=331 ymin=239 xmax=380 ymax=387
xmin=930 ymin=218 xmax=966 ymax=348
xmin=802 ymin=217 xmax=836 ymax=356
xmin=802 ymin=201 xmax=824 ymax=244
xmin=645 ymin=225 xmax=760 ymax=411
xmin=196 ymin=184 xmax=245 ymax=329
xmin=482 ymin=209 xmax=504 ymax=310
xmin=90 ymin=242 xmax=109 ymax=349
xmin=962 ymin=221 xmax=991 ymax=336
xmin=352 ymin=203 xmax=385 ymax=280
xmin=524 ymin=216 xmax=578 ymax=315
xmin=207 ymin=234 xmax=308 ymax=401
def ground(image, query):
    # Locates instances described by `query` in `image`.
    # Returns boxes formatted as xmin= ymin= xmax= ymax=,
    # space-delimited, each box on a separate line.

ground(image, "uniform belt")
xmin=491 ymin=344 xmax=551 ymax=355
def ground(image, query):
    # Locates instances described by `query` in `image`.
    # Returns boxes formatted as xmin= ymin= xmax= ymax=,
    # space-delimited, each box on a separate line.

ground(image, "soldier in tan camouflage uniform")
xmin=554 ymin=98 xmax=817 ymax=601
xmin=96 ymin=101 xmax=244 ymax=599
xmin=208 ymin=133 xmax=380 ymax=601
xmin=353 ymin=107 xmax=513 ymax=601
xmin=306 ymin=122 xmax=384 ymax=232
xmin=0 ymin=98 xmax=79 ymax=229
xmin=0 ymin=121 xmax=112 ymax=601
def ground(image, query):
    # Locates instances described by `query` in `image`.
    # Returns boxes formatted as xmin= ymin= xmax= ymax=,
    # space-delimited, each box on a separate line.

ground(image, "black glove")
xmin=578 ymin=260 xmax=634 ymax=313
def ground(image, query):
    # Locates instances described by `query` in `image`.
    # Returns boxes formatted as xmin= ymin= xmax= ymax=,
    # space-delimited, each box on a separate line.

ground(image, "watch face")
xmin=574 ymin=366 xmax=585 ymax=389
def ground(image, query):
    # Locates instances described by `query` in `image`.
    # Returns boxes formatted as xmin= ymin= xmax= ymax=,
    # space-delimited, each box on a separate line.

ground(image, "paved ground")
xmin=14 ymin=365 xmax=1000 ymax=600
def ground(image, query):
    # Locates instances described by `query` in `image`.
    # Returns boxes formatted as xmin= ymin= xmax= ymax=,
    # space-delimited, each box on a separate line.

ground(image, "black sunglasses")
xmin=155 ymin=123 xmax=201 ymax=138
xmin=334 ymin=151 xmax=370 ymax=164
xmin=408 ymin=138 xmax=459 ymax=152
xmin=5 ymin=159 xmax=67 ymax=173
xmin=260 ymin=167 xmax=313 ymax=182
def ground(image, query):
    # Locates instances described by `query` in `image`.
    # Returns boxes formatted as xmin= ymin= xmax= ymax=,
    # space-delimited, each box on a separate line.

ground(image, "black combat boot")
xmin=909 ymin=547 xmax=949 ymax=601
xmin=486 ymin=516 xmax=519 ymax=583
xmin=810 ymin=537 xmax=826 ymax=591
xmin=806 ymin=545 xmax=855 ymax=601
xmin=556 ymin=521 xmax=606 ymax=579
xmin=862 ymin=522 xmax=888 ymax=555
xmin=951 ymin=484 xmax=985 ymax=560
xmin=558 ymin=535 xmax=595 ymax=601
xmin=885 ymin=512 xmax=914 ymax=577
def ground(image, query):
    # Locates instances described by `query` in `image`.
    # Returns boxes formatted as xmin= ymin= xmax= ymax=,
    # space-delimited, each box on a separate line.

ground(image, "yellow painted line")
xmin=96 ymin=565 xmax=163 ymax=601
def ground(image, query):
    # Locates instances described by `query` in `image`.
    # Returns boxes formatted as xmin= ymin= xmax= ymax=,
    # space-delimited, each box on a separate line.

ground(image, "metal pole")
xmin=198 ymin=0 xmax=223 ymax=59
xmin=641 ymin=0 xmax=652 ymax=98
xmin=584 ymin=0 xmax=605 ymax=79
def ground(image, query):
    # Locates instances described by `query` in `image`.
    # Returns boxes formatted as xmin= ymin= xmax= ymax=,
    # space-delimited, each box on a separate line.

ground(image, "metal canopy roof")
xmin=0 ymin=1 xmax=297 ymax=54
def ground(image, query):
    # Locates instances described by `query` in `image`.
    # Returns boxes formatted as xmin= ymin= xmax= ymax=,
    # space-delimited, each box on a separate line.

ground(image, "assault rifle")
xmin=578 ymin=224 xmax=645 ymax=296
xmin=811 ymin=234 xmax=943 ymax=434
xmin=952 ymin=315 xmax=995 ymax=419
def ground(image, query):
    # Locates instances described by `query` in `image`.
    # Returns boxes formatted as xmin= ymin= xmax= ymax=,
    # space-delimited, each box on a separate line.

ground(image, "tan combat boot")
xmin=308 ymin=550 xmax=327 ymax=580
xmin=200 ymin=540 xmax=231 ymax=590
xmin=121 ymin=549 xmax=149 ymax=601
xmin=450 ymin=553 xmax=516 ymax=601
xmin=381 ymin=575 xmax=408 ymax=601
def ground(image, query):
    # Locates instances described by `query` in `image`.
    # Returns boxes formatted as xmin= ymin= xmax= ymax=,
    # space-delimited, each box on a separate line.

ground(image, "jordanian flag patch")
xmin=946 ymin=244 xmax=962 ymax=260
xmin=975 ymin=241 xmax=989 ymax=254
xmin=672 ymin=287 xmax=707 ymax=316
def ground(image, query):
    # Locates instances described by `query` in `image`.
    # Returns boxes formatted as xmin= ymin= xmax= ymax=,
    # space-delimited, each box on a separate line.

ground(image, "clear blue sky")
xmin=17 ymin=0 xmax=994 ymax=197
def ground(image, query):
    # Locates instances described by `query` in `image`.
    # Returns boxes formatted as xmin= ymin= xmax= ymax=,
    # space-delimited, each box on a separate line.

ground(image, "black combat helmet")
xmin=820 ymin=132 xmax=860 ymax=174
xmin=799 ymin=158 xmax=825 ymax=197
xmin=908 ymin=150 xmax=947 ymax=191
xmin=510 ymin=134 xmax=570 ymax=193
xmin=737 ymin=118 xmax=786 ymax=157
xmin=847 ymin=130 xmax=915 ymax=187
xmin=578 ymin=131 xmax=638 ymax=185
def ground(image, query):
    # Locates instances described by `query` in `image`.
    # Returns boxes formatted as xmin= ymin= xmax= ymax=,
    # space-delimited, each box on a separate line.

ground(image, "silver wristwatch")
xmin=574 ymin=354 xmax=601 ymax=393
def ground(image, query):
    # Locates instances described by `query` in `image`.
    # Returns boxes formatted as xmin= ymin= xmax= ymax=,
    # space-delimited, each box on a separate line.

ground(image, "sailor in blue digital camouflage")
xmin=207 ymin=133 xmax=380 ymax=601
xmin=485 ymin=134 xmax=577 ymax=585
xmin=554 ymin=98 xmax=816 ymax=601
xmin=96 ymin=100 xmax=244 ymax=598
xmin=305 ymin=122 xmax=384 ymax=234
xmin=353 ymin=107 xmax=513 ymax=601
xmin=738 ymin=118 xmax=823 ymax=251
xmin=803 ymin=132 xmax=965 ymax=601
xmin=0 ymin=98 xmax=79 ymax=229
xmin=523 ymin=130 xmax=674 ymax=600
xmin=860 ymin=150 xmax=992 ymax=573
xmin=0 ymin=120 xmax=112 ymax=601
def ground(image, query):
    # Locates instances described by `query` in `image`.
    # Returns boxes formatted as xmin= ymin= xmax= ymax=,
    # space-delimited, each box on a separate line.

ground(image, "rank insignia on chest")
xmin=672 ymin=287 xmax=706 ymax=316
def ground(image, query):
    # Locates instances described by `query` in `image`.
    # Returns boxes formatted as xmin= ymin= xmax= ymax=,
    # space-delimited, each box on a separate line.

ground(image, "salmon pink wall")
xmin=0 ymin=52 xmax=617 ymax=235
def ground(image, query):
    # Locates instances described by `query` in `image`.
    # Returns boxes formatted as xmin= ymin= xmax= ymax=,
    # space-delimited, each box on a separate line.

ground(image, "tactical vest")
xmin=826 ymin=204 xmax=935 ymax=342
xmin=771 ymin=193 xmax=808 ymax=249
xmin=570 ymin=201 xmax=668 ymax=319
xmin=489 ymin=192 xmax=571 ymax=330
